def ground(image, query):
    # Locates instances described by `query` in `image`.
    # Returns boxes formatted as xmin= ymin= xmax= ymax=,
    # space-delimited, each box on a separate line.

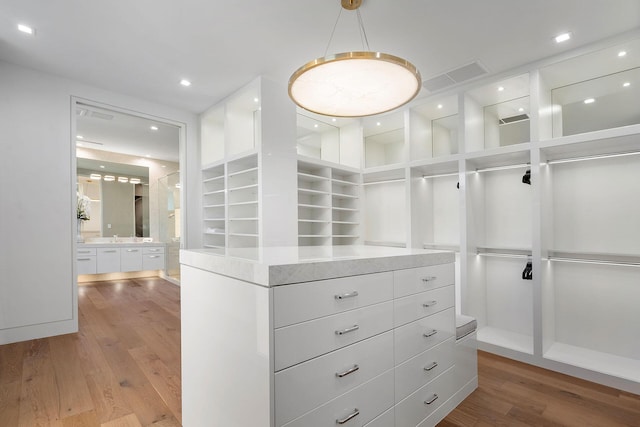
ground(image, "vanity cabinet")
xmin=78 ymin=244 xmax=166 ymax=275
xmin=181 ymin=246 xmax=473 ymax=427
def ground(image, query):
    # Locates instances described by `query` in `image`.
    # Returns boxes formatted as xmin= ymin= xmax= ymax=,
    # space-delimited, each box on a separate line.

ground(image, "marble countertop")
xmin=180 ymin=245 xmax=454 ymax=287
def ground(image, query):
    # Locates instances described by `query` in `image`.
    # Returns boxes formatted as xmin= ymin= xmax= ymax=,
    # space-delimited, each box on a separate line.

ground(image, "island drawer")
xmin=273 ymin=271 xmax=393 ymax=328
xmin=394 ymin=307 xmax=455 ymax=365
xmin=394 ymin=338 xmax=455 ymax=403
xmin=394 ymin=367 xmax=457 ymax=427
xmin=394 ymin=263 xmax=454 ymax=298
xmin=274 ymin=300 xmax=394 ymax=371
xmin=275 ymin=331 xmax=393 ymax=426
xmin=281 ymin=369 xmax=394 ymax=427
xmin=143 ymin=246 xmax=165 ymax=254
xmin=393 ymin=285 xmax=455 ymax=327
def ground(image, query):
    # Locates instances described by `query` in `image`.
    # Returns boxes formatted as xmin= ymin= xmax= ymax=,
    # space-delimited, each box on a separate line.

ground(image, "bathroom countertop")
xmin=180 ymin=245 xmax=454 ymax=287
xmin=78 ymin=241 xmax=166 ymax=248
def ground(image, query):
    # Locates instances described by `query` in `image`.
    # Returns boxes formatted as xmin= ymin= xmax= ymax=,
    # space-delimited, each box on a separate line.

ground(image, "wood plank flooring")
xmin=0 ymin=277 xmax=181 ymax=427
xmin=1 ymin=277 xmax=639 ymax=426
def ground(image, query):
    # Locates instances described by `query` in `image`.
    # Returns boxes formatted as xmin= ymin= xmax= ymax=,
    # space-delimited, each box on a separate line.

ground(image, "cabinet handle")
xmin=77 ymin=258 xmax=92 ymax=261
xmin=424 ymin=394 xmax=439 ymax=405
xmin=422 ymin=276 xmax=437 ymax=282
xmin=335 ymin=364 xmax=359 ymax=378
xmin=148 ymin=255 xmax=160 ymax=258
xmin=422 ymin=300 xmax=438 ymax=308
xmin=335 ymin=290 xmax=358 ymax=300
xmin=335 ymin=325 xmax=359 ymax=335
xmin=424 ymin=361 xmax=438 ymax=371
xmin=423 ymin=329 xmax=438 ymax=338
xmin=336 ymin=408 xmax=359 ymax=424
xmin=126 ymin=249 xmax=139 ymax=252
xmin=78 ymin=250 xmax=91 ymax=254
xmin=103 ymin=250 xmax=117 ymax=253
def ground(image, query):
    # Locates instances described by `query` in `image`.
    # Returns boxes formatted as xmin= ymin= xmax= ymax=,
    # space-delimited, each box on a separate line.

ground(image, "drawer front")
xmin=364 ymin=407 xmax=394 ymax=427
xmin=395 ymin=367 xmax=457 ymax=427
xmin=395 ymin=338 xmax=455 ymax=402
xmin=121 ymin=248 xmax=143 ymax=272
xmin=394 ymin=307 xmax=455 ymax=365
xmin=96 ymin=248 xmax=121 ymax=274
xmin=282 ymin=369 xmax=394 ymax=427
xmin=275 ymin=301 xmax=394 ymax=371
xmin=276 ymin=332 xmax=393 ymax=426
xmin=273 ymin=272 xmax=393 ymax=328
xmin=143 ymin=253 xmax=165 ymax=270
xmin=77 ymin=256 xmax=97 ymax=275
xmin=394 ymin=263 xmax=454 ymax=298
xmin=394 ymin=285 xmax=455 ymax=327
xmin=143 ymin=246 xmax=165 ymax=255
xmin=76 ymin=247 xmax=96 ymax=256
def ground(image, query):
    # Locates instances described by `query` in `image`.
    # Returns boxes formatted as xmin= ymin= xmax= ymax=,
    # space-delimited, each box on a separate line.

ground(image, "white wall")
xmin=0 ymin=60 xmax=198 ymax=344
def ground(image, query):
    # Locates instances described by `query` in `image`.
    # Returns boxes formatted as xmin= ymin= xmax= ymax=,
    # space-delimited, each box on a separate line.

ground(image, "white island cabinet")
xmin=180 ymin=246 xmax=476 ymax=427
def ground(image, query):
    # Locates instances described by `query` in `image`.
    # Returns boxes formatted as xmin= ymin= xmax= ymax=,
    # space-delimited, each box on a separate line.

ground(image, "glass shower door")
xmin=158 ymin=171 xmax=181 ymax=282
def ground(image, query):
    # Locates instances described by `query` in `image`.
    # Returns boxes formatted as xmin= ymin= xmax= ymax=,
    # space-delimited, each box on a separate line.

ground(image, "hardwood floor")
xmin=1 ymin=277 xmax=639 ymax=426
xmin=0 ymin=277 xmax=181 ymax=427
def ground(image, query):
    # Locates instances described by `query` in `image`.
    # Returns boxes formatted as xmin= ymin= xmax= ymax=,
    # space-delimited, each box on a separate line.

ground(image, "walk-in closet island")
xmin=180 ymin=246 xmax=477 ymax=427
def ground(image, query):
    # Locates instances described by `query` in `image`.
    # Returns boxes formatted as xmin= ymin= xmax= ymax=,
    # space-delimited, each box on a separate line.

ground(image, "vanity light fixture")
xmin=104 ymin=175 xmax=115 ymax=182
xmin=130 ymin=178 xmax=141 ymax=185
xmin=90 ymin=174 xmax=102 ymax=180
xmin=288 ymin=0 xmax=421 ymax=117
xmin=17 ymin=24 xmax=35 ymax=35
xmin=118 ymin=177 xmax=128 ymax=183
xmin=584 ymin=98 xmax=595 ymax=104
xmin=180 ymin=79 xmax=192 ymax=87
xmin=555 ymin=32 xmax=571 ymax=43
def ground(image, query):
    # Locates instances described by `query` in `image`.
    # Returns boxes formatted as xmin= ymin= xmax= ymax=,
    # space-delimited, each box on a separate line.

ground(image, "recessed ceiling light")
xmin=518 ymin=107 xmax=524 ymax=112
xmin=314 ymin=124 xmax=319 ymax=128
xmin=145 ymin=154 xmax=151 ymax=158
xmin=555 ymin=32 xmax=571 ymax=43
xmin=253 ymin=97 xmax=259 ymax=103
xmin=623 ymin=82 xmax=631 ymax=87
xmin=584 ymin=98 xmax=595 ymax=104
xmin=104 ymin=175 xmax=115 ymax=182
xmin=180 ymin=79 xmax=191 ymax=87
xmin=498 ymin=86 xmax=505 ymax=92
xmin=99 ymin=165 xmax=105 ymax=169
xmin=376 ymin=122 xmax=381 ymax=126
xmin=331 ymin=118 xmax=337 ymax=122
xmin=618 ymin=51 xmax=627 ymax=57
xmin=17 ymin=24 xmax=35 ymax=35
xmin=118 ymin=177 xmax=129 ymax=183
xmin=437 ymin=104 xmax=443 ymax=109
xmin=77 ymin=135 xmax=84 ymax=139
xmin=150 ymin=125 xmax=158 ymax=131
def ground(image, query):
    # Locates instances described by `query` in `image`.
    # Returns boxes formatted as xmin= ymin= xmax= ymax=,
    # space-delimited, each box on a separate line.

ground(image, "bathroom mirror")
xmin=77 ymin=158 xmax=150 ymax=238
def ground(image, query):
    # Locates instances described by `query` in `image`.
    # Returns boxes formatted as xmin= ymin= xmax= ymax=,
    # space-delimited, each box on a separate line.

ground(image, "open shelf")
xmin=477 ymin=326 xmax=534 ymax=355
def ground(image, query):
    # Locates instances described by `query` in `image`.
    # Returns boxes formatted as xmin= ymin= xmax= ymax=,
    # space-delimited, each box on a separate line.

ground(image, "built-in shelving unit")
xmin=297 ymin=159 xmax=361 ymax=246
xmin=202 ymin=163 xmax=225 ymax=249
xmin=197 ymin=32 xmax=640 ymax=394
xmin=227 ymin=154 xmax=259 ymax=248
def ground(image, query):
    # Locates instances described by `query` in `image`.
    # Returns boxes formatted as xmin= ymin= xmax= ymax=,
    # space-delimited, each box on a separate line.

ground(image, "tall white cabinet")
xmin=197 ymin=32 xmax=640 ymax=394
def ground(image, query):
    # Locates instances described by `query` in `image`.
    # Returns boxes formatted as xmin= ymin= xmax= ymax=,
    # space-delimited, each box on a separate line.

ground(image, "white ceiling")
xmin=2 ymin=0 xmax=639 ymax=117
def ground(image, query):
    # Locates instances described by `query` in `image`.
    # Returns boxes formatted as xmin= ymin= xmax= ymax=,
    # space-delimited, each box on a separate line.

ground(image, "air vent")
xmin=499 ymin=114 xmax=530 ymax=125
xmin=90 ymin=111 xmax=114 ymax=120
xmin=423 ymin=61 xmax=488 ymax=93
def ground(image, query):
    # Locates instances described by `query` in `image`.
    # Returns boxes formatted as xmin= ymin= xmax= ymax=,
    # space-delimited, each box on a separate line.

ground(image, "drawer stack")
xmin=272 ymin=262 xmax=455 ymax=427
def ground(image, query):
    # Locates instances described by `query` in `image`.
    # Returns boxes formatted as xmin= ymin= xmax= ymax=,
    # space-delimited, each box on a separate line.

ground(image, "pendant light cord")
xmin=324 ymin=1 xmax=371 ymax=56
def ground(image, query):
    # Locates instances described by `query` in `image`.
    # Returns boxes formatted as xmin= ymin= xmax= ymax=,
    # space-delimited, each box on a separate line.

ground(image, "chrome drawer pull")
xmin=126 ymin=249 xmax=139 ymax=252
xmin=424 ymin=394 xmax=439 ymax=405
xmin=77 ymin=258 xmax=92 ymax=261
xmin=78 ymin=250 xmax=91 ymax=254
xmin=422 ymin=300 xmax=438 ymax=308
xmin=422 ymin=276 xmax=437 ymax=282
xmin=335 ymin=290 xmax=359 ymax=300
xmin=424 ymin=361 xmax=438 ymax=371
xmin=336 ymin=364 xmax=359 ymax=378
xmin=423 ymin=329 xmax=438 ymax=338
xmin=103 ymin=250 xmax=117 ymax=253
xmin=335 ymin=325 xmax=359 ymax=335
xmin=336 ymin=408 xmax=359 ymax=424
xmin=148 ymin=255 xmax=160 ymax=258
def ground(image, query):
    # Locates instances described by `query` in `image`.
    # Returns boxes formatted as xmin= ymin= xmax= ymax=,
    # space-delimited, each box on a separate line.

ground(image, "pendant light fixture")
xmin=288 ymin=0 xmax=421 ymax=118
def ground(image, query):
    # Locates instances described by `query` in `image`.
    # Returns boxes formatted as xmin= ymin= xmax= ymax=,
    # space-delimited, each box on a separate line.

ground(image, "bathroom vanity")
xmin=77 ymin=241 xmax=166 ymax=275
xmin=180 ymin=246 xmax=477 ymax=427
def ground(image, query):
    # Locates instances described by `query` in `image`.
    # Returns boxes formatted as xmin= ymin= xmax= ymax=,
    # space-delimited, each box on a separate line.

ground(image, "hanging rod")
xmin=362 ymin=178 xmax=405 ymax=186
xmin=545 ymin=150 xmax=640 ymax=165
xmin=421 ymin=172 xmax=458 ymax=179
xmin=474 ymin=162 xmax=530 ymax=173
